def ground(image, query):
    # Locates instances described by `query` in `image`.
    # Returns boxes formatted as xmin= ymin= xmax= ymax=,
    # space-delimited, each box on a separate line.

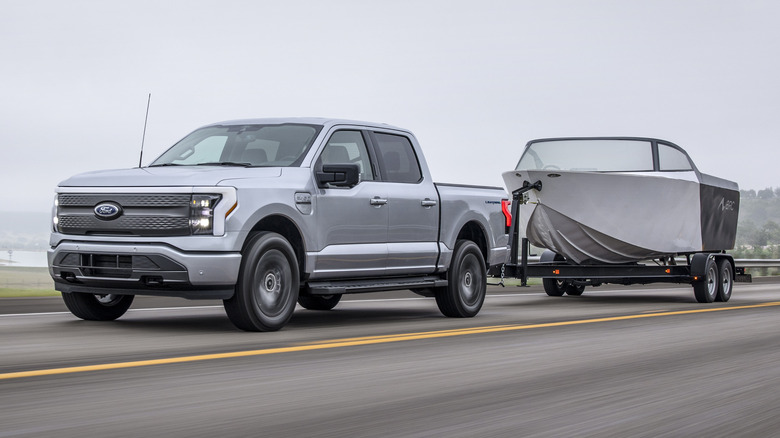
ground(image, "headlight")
xmin=190 ymin=194 xmax=222 ymax=235
xmin=53 ymin=195 xmax=60 ymax=232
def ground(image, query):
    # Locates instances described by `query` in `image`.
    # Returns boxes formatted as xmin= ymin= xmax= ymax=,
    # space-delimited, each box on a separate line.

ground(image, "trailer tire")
xmin=435 ymin=240 xmax=486 ymax=318
xmin=297 ymin=294 xmax=342 ymax=310
xmin=543 ymin=279 xmax=567 ymax=296
xmin=715 ymin=259 xmax=733 ymax=302
xmin=224 ymin=232 xmax=299 ymax=331
xmin=565 ymin=283 xmax=586 ymax=296
xmin=62 ymin=292 xmax=134 ymax=321
xmin=693 ymin=258 xmax=718 ymax=303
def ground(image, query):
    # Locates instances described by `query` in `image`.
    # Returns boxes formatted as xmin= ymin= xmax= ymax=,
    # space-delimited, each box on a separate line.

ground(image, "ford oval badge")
xmin=94 ymin=202 xmax=123 ymax=220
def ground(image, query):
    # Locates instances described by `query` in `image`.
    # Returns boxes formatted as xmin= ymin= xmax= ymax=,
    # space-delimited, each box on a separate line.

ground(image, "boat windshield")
xmin=150 ymin=123 xmax=322 ymax=167
xmin=515 ymin=139 xmax=655 ymax=172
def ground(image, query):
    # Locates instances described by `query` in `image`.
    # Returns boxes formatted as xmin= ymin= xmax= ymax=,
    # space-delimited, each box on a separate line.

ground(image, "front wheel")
xmin=224 ymin=232 xmax=300 ymax=331
xmin=435 ymin=240 xmax=487 ymax=318
xmin=693 ymin=258 xmax=718 ymax=303
xmin=61 ymin=292 xmax=134 ymax=321
xmin=542 ymin=278 xmax=567 ymax=296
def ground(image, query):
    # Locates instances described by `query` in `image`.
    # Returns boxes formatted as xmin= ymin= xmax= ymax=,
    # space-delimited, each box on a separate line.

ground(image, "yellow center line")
xmin=2 ymin=301 xmax=779 ymax=381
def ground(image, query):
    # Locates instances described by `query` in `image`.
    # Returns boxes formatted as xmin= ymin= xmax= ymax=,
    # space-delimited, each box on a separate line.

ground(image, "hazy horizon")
xmin=3 ymin=1 xmax=780 ymax=213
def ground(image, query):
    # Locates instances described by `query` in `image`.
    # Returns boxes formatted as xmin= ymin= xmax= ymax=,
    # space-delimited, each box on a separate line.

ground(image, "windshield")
xmin=515 ymin=139 xmax=655 ymax=172
xmin=150 ymin=123 xmax=322 ymax=167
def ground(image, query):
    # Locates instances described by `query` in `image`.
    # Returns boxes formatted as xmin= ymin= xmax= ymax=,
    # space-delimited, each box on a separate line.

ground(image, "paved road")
xmin=2 ymin=280 xmax=780 ymax=437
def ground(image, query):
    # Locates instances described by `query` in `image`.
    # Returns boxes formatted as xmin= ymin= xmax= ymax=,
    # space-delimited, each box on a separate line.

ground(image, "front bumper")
xmin=48 ymin=242 xmax=241 ymax=299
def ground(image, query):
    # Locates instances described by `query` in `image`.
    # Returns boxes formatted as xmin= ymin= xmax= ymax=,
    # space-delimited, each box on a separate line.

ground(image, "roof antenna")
xmin=138 ymin=93 xmax=152 ymax=167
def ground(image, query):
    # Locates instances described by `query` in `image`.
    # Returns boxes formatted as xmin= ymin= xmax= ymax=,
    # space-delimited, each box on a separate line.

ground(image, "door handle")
xmin=421 ymin=198 xmax=437 ymax=207
xmin=370 ymin=197 xmax=388 ymax=206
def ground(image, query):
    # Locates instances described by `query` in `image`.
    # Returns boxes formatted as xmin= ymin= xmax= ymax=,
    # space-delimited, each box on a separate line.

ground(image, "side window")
xmin=318 ymin=130 xmax=374 ymax=182
xmin=658 ymin=144 xmax=693 ymax=171
xmin=372 ymin=132 xmax=422 ymax=183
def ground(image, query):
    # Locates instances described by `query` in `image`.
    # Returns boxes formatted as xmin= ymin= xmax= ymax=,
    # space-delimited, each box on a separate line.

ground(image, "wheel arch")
xmin=246 ymin=214 xmax=306 ymax=279
xmin=455 ymin=220 xmax=489 ymax=264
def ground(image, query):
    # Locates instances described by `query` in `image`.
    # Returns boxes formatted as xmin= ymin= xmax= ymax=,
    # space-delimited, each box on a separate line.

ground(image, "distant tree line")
xmin=730 ymin=187 xmax=780 ymax=270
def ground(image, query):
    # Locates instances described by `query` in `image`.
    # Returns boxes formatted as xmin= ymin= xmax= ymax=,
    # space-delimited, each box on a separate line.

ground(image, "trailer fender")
xmin=690 ymin=253 xmax=735 ymax=282
xmin=690 ymin=253 xmax=715 ymax=282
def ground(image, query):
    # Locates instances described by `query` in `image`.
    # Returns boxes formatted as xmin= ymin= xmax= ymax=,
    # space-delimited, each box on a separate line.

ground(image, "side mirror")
xmin=316 ymin=164 xmax=360 ymax=188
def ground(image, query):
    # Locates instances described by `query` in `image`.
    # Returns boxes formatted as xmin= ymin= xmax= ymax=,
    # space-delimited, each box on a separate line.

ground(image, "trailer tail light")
xmin=501 ymin=199 xmax=512 ymax=234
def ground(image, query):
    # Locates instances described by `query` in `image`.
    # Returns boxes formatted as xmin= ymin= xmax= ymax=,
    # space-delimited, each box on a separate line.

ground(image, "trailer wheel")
xmin=224 ymin=232 xmax=299 ymax=331
xmin=693 ymin=258 xmax=718 ymax=303
xmin=297 ymin=294 xmax=342 ymax=310
xmin=61 ymin=292 xmax=134 ymax=321
xmin=715 ymin=259 xmax=733 ymax=302
xmin=435 ymin=240 xmax=486 ymax=317
xmin=543 ymin=279 xmax=567 ymax=296
xmin=566 ymin=283 xmax=586 ymax=296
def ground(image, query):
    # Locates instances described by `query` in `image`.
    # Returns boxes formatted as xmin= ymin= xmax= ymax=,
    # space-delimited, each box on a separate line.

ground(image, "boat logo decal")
xmin=718 ymin=198 xmax=736 ymax=212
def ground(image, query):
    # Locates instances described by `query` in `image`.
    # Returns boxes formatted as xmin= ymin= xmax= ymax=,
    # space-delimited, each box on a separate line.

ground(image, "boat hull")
xmin=502 ymin=170 xmax=739 ymax=264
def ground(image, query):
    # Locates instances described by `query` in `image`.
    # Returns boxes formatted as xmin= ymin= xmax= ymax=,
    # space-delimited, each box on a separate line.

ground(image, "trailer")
xmin=496 ymin=181 xmax=752 ymax=303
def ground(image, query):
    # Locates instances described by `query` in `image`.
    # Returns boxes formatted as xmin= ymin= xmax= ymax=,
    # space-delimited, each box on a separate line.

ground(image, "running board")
xmin=306 ymin=276 xmax=448 ymax=295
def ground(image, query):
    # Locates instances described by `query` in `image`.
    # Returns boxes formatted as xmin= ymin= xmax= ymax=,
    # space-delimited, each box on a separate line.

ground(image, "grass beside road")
xmin=0 ymin=289 xmax=59 ymax=298
xmin=0 ymin=266 xmax=58 ymax=297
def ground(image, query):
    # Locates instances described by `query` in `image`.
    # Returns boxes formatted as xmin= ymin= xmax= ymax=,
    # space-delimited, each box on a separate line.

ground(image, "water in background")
xmin=0 ymin=251 xmax=48 ymax=267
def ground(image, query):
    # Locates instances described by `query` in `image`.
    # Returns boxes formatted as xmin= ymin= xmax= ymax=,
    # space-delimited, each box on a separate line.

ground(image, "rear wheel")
xmin=224 ymin=232 xmax=299 ymax=331
xmin=693 ymin=258 xmax=718 ymax=303
xmin=297 ymin=294 xmax=342 ymax=310
xmin=565 ymin=282 xmax=586 ymax=296
xmin=61 ymin=292 xmax=134 ymax=321
xmin=435 ymin=240 xmax=486 ymax=317
xmin=715 ymin=259 xmax=733 ymax=302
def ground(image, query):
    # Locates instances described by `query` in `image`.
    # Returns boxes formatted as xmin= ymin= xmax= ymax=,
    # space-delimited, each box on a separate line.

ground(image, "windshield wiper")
xmin=196 ymin=162 xmax=253 ymax=167
xmin=148 ymin=163 xmax=183 ymax=167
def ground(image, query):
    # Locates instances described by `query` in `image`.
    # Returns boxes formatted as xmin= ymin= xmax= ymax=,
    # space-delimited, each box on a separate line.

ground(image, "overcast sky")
xmin=2 ymin=0 xmax=778 ymax=213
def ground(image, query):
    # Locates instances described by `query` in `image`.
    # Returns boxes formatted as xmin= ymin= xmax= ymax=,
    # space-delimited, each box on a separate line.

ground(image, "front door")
xmin=311 ymin=130 xmax=388 ymax=279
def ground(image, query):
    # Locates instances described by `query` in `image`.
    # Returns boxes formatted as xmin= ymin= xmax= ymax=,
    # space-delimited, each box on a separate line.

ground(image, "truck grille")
xmin=57 ymin=193 xmax=191 ymax=237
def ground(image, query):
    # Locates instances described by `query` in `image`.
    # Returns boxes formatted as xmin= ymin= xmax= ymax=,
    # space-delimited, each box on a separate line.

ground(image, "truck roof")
xmin=202 ymin=117 xmax=408 ymax=133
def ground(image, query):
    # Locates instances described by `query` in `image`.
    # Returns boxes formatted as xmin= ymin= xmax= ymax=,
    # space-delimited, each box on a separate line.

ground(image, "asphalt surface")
xmin=2 ymin=279 xmax=780 ymax=437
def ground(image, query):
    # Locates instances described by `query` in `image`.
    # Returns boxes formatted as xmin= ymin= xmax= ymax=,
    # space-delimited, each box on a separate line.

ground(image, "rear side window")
xmin=372 ymin=133 xmax=422 ymax=183
xmin=658 ymin=144 xmax=693 ymax=171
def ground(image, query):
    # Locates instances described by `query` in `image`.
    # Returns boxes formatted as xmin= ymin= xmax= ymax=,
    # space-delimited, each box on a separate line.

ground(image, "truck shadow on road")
xmin=87 ymin=306 xmax=444 ymax=333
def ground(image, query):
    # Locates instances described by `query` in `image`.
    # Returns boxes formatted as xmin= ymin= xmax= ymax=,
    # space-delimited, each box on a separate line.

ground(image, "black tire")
xmin=435 ymin=240 xmax=486 ymax=318
xmin=61 ymin=292 xmax=134 ymax=321
xmin=715 ymin=259 xmax=733 ymax=302
xmin=297 ymin=294 xmax=342 ymax=310
xmin=224 ymin=232 xmax=300 ymax=331
xmin=565 ymin=282 xmax=586 ymax=296
xmin=693 ymin=258 xmax=718 ymax=303
xmin=542 ymin=279 xmax=567 ymax=296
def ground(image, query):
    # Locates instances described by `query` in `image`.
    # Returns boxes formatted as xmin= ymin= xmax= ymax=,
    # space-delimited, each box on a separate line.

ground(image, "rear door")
xmin=369 ymin=131 xmax=440 ymax=274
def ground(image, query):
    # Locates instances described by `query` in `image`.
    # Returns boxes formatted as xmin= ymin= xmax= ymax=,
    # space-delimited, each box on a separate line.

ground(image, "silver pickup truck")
xmin=49 ymin=118 xmax=509 ymax=331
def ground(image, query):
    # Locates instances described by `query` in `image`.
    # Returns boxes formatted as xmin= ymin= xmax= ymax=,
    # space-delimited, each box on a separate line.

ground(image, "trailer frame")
xmin=498 ymin=183 xmax=751 ymax=303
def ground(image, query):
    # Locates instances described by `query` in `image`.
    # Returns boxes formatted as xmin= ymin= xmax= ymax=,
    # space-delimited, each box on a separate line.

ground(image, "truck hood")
xmin=58 ymin=166 xmax=283 ymax=188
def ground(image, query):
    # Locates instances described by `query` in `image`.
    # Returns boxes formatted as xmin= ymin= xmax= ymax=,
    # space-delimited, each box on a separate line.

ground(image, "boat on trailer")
xmin=502 ymin=137 xmax=740 ymax=264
